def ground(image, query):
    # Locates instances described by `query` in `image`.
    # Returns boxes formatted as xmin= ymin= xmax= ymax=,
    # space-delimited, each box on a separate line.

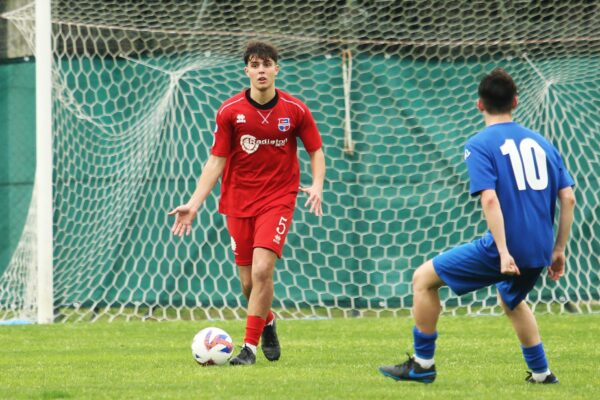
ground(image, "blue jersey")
xmin=464 ymin=122 xmax=574 ymax=268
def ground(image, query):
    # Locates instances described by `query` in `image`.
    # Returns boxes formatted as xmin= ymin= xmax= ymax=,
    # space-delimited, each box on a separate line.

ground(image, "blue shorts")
xmin=432 ymin=241 xmax=543 ymax=310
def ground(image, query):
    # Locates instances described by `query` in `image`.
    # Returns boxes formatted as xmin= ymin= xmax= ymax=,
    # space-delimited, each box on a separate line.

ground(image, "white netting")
xmin=1 ymin=0 xmax=599 ymax=322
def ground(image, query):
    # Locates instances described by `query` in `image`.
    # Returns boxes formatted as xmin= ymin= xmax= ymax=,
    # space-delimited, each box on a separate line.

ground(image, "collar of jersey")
xmin=245 ymin=88 xmax=279 ymax=110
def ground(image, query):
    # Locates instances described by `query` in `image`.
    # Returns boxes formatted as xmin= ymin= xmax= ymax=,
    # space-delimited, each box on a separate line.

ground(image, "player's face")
xmin=244 ymin=56 xmax=279 ymax=92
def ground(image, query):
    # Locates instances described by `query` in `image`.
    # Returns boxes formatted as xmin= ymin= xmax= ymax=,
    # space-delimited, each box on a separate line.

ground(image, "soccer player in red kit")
xmin=168 ymin=41 xmax=325 ymax=365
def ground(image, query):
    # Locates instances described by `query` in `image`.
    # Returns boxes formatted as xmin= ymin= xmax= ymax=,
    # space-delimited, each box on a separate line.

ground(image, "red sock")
xmin=244 ymin=315 xmax=266 ymax=346
xmin=266 ymin=310 xmax=274 ymax=325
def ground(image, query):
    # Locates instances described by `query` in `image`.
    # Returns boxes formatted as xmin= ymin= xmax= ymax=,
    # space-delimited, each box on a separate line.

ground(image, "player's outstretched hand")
xmin=548 ymin=250 xmax=565 ymax=281
xmin=167 ymin=204 xmax=198 ymax=237
xmin=499 ymin=253 xmax=520 ymax=276
xmin=300 ymin=185 xmax=323 ymax=216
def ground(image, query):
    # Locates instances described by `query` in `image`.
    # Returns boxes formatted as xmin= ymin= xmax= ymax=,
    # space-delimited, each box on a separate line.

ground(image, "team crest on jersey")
xmin=236 ymin=114 xmax=246 ymax=124
xmin=278 ymin=118 xmax=290 ymax=132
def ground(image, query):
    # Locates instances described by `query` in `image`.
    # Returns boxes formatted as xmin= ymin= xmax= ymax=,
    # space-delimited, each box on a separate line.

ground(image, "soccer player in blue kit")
xmin=379 ymin=68 xmax=576 ymax=384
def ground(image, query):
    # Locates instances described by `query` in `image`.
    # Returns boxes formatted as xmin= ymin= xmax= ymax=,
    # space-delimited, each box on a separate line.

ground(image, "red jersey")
xmin=211 ymin=89 xmax=322 ymax=217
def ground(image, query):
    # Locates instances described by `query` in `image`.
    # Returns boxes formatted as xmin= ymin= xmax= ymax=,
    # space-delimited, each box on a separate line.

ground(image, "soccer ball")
xmin=191 ymin=327 xmax=234 ymax=366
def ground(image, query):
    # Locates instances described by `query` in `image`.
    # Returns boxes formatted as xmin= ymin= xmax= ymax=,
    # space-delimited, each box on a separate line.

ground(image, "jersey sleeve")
xmin=296 ymin=104 xmax=322 ymax=153
xmin=554 ymin=147 xmax=575 ymax=189
xmin=464 ymin=140 xmax=497 ymax=196
xmin=211 ymin=109 xmax=233 ymax=157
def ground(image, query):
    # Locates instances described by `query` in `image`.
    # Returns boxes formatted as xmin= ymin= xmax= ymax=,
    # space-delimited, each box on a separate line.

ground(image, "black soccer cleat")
xmin=525 ymin=371 xmax=559 ymax=384
xmin=229 ymin=345 xmax=256 ymax=366
xmin=379 ymin=354 xmax=436 ymax=384
xmin=261 ymin=319 xmax=281 ymax=361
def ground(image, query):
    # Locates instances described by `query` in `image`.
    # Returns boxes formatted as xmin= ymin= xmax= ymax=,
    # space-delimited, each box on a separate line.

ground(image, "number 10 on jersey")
xmin=500 ymin=138 xmax=548 ymax=191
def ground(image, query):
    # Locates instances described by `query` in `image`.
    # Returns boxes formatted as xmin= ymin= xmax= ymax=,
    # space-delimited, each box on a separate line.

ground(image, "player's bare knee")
xmin=412 ymin=269 xmax=425 ymax=292
xmin=412 ymin=261 xmax=439 ymax=292
xmin=251 ymin=262 xmax=274 ymax=284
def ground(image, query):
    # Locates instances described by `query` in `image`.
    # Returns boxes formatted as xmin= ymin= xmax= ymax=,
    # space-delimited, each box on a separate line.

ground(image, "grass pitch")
xmin=0 ymin=315 xmax=598 ymax=399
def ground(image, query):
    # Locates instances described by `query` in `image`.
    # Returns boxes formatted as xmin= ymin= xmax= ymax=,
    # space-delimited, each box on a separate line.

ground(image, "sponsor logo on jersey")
xmin=240 ymin=134 xmax=288 ymax=154
xmin=236 ymin=114 xmax=246 ymax=124
xmin=464 ymin=148 xmax=471 ymax=160
xmin=278 ymin=118 xmax=290 ymax=132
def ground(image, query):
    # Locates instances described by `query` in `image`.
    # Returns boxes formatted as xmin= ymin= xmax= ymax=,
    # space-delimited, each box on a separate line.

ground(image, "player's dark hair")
xmin=244 ymin=41 xmax=278 ymax=65
xmin=478 ymin=68 xmax=518 ymax=114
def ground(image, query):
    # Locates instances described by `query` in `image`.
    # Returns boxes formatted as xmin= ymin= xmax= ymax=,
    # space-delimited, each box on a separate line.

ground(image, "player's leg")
xmin=380 ymin=241 xmax=503 ymax=383
xmin=227 ymin=218 xmax=253 ymax=302
xmin=251 ymin=248 xmax=280 ymax=361
xmin=254 ymin=206 xmax=293 ymax=361
xmin=496 ymin=271 xmax=558 ymax=384
xmin=230 ymin=248 xmax=277 ymax=365
xmin=379 ymin=260 xmax=442 ymax=383
xmin=237 ymin=265 xmax=252 ymax=300
xmin=230 ymin=206 xmax=292 ymax=365
xmin=413 ymin=260 xmax=444 ymax=333
xmin=248 ymin=248 xmax=277 ymax=318
xmin=411 ymin=260 xmax=444 ymax=368
xmin=237 ymin=263 xmax=278 ymax=354
xmin=226 ymin=216 xmax=260 ymax=365
xmin=237 ymin=260 xmax=276 ymax=323
xmin=247 ymin=247 xmax=277 ymax=337
xmin=498 ymin=294 xmax=540 ymax=346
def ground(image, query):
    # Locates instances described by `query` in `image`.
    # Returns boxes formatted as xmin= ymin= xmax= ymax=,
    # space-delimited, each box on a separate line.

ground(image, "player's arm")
xmin=296 ymin=102 xmax=325 ymax=217
xmin=168 ymin=155 xmax=227 ymax=237
xmin=300 ymin=148 xmax=325 ymax=216
xmin=480 ymin=189 xmax=520 ymax=276
xmin=548 ymin=186 xmax=576 ymax=281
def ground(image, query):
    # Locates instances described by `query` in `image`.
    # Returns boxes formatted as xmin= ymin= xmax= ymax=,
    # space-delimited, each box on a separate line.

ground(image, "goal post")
xmin=0 ymin=1 xmax=598 ymax=323
xmin=35 ymin=0 xmax=54 ymax=324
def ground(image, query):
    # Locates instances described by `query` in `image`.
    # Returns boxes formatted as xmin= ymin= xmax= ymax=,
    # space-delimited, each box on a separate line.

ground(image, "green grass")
xmin=0 ymin=315 xmax=598 ymax=399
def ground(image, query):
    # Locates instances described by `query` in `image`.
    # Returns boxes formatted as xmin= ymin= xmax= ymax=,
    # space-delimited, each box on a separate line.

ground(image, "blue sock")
xmin=521 ymin=342 xmax=549 ymax=373
xmin=413 ymin=326 xmax=438 ymax=359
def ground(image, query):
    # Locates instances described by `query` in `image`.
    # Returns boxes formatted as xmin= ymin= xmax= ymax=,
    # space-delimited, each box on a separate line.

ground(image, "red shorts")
xmin=226 ymin=206 xmax=295 ymax=266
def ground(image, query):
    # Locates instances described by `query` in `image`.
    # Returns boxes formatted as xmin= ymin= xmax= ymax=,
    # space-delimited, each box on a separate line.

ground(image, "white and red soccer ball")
xmin=191 ymin=327 xmax=234 ymax=366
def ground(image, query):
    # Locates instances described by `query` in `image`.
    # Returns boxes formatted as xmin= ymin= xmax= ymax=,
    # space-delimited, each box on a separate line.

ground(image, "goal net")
xmin=1 ymin=0 xmax=599 ymax=322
